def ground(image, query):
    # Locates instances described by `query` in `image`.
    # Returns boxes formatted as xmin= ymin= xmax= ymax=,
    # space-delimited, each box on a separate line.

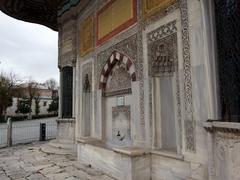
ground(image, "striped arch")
xmin=99 ymin=51 xmax=137 ymax=89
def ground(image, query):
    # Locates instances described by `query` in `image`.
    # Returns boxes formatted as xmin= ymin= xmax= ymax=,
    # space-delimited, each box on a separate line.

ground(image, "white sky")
xmin=0 ymin=11 xmax=58 ymax=83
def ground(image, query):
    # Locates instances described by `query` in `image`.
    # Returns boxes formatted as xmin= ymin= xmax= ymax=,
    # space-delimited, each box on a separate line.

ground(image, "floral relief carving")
xmin=105 ymin=64 xmax=132 ymax=97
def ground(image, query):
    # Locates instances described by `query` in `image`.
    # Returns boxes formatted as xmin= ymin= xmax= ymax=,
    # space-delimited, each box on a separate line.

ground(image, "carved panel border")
xmin=180 ymin=0 xmax=195 ymax=152
xmin=147 ymin=21 xmax=182 ymax=150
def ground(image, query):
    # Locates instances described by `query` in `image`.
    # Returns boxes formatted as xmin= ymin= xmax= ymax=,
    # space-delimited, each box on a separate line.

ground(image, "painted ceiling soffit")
xmin=0 ymin=0 xmax=82 ymax=31
xmin=0 ymin=0 xmax=62 ymax=31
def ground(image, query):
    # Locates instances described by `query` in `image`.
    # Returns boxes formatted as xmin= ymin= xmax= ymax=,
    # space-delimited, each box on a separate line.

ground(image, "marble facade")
xmin=56 ymin=0 xmax=240 ymax=179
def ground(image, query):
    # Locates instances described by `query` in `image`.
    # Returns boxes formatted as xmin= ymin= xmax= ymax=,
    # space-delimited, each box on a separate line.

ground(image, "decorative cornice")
xmin=203 ymin=121 xmax=240 ymax=134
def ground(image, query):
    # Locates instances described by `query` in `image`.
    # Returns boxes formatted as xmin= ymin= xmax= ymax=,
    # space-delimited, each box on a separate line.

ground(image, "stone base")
xmin=77 ymin=137 xmax=151 ymax=180
xmin=40 ymin=139 xmax=77 ymax=155
xmin=56 ymin=118 xmax=75 ymax=144
xmin=77 ymin=138 xmax=209 ymax=180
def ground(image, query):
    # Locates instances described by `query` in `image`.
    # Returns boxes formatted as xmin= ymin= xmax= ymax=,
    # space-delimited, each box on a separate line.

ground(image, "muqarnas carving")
xmin=148 ymin=33 xmax=177 ymax=76
xmin=112 ymin=106 xmax=131 ymax=142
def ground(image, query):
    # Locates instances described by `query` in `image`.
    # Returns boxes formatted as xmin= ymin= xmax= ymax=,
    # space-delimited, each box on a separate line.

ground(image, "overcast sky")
xmin=0 ymin=11 xmax=58 ymax=84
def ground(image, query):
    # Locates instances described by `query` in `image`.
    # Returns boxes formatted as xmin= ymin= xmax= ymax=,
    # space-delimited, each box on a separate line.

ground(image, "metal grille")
xmin=215 ymin=0 xmax=240 ymax=122
xmin=62 ymin=66 xmax=73 ymax=118
xmin=0 ymin=124 xmax=7 ymax=148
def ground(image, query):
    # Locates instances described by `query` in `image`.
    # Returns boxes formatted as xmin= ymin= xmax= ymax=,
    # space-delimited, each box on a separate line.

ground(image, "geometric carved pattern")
xmin=147 ymin=20 xmax=177 ymax=43
xmin=99 ymin=51 xmax=136 ymax=90
xmin=180 ymin=0 xmax=195 ymax=152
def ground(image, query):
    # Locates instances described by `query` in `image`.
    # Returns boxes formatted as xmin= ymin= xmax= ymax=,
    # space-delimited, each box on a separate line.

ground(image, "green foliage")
xmin=47 ymin=97 xmax=59 ymax=115
xmin=0 ymin=74 xmax=14 ymax=116
xmin=34 ymin=94 xmax=40 ymax=116
xmin=15 ymin=98 xmax=31 ymax=115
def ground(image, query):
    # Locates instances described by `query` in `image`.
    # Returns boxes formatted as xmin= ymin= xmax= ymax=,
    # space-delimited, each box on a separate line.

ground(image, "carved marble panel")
xmin=112 ymin=105 xmax=131 ymax=143
xmin=147 ymin=20 xmax=181 ymax=150
xmin=105 ymin=64 xmax=132 ymax=97
xmin=148 ymin=33 xmax=177 ymax=76
xmin=95 ymin=34 xmax=138 ymax=89
xmin=147 ymin=21 xmax=177 ymax=77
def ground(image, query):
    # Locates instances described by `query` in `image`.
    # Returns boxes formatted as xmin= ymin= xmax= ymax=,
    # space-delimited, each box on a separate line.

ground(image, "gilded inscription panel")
xmin=143 ymin=0 xmax=177 ymax=18
xmin=97 ymin=0 xmax=136 ymax=45
xmin=80 ymin=15 xmax=94 ymax=57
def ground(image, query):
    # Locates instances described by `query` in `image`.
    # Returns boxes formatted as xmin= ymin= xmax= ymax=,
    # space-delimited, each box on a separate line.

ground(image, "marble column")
xmin=72 ymin=66 xmax=76 ymax=118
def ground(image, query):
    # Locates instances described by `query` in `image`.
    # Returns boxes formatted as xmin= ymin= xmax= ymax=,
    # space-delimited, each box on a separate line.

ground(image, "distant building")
xmin=6 ymin=83 xmax=58 ymax=116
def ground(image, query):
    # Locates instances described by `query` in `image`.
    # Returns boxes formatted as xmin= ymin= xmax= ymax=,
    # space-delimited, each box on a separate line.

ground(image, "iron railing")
xmin=0 ymin=119 xmax=57 ymax=148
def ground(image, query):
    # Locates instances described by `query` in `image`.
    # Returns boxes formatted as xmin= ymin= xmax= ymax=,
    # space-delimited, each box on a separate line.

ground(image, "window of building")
xmin=215 ymin=0 xmax=240 ymax=122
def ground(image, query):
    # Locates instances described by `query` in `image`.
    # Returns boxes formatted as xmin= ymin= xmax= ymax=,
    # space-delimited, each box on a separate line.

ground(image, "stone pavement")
xmin=0 ymin=142 xmax=115 ymax=180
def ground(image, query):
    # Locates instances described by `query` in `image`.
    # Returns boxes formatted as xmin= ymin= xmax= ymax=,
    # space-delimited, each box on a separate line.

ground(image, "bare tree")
xmin=45 ymin=78 xmax=57 ymax=91
xmin=26 ymin=79 xmax=38 ymax=119
xmin=45 ymin=78 xmax=58 ymax=99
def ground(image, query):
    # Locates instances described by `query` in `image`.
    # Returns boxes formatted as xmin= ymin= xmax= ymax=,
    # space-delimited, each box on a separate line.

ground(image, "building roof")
xmin=0 ymin=0 xmax=81 ymax=31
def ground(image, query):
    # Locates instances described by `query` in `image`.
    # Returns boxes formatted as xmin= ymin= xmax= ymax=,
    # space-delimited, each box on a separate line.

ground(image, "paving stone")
xmin=0 ymin=175 xmax=10 ymax=180
xmin=27 ymin=173 xmax=48 ymax=180
xmin=0 ymin=142 xmax=115 ymax=180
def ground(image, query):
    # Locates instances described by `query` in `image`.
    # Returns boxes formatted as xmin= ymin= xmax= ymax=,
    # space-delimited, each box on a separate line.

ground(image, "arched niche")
xmin=99 ymin=51 xmax=137 ymax=146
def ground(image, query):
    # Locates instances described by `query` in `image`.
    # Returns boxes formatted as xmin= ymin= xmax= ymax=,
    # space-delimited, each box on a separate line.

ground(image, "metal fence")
xmin=0 ymin=124 xmax=7 ymax=148
xmin=0 ymin=118 xmax=57 ymax=148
